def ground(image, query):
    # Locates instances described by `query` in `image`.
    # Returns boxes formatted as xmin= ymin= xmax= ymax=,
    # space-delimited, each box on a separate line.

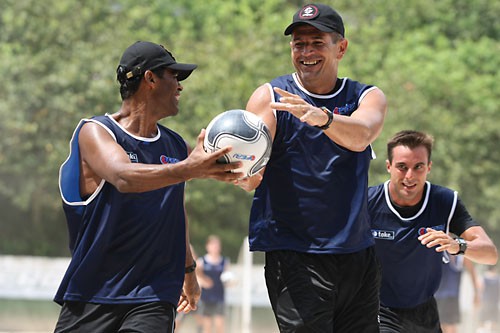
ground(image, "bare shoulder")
xmin=246 ymin=83 xmax=276 ymax=136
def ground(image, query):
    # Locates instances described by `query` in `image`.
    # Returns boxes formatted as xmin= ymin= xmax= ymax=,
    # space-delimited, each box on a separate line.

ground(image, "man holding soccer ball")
xmin=237 ymin=3 xmax=387 ymax=332
xmin=55 ymin=41 xmax=243 ymax=332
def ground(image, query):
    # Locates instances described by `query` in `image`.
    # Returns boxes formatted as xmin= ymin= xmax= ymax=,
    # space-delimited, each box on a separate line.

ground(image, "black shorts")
xmin=264 ymin=247 xmax=381 ymax=333
xmin=54 ymin=301 xmax=176 ymax=333
xmin=380 ymin=298 xmax=442 ymax=333
xmin=436 ymin=297 xmax=460 ymax=324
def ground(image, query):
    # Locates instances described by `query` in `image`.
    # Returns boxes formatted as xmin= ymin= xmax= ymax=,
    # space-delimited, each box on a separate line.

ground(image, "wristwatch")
xmin=452 ymin=237 xmax=467 ymax=255
xmin=185 ymin=260 xmax=197 ymax=274
xmin=315 ymin=106 xmax=334 ymax=130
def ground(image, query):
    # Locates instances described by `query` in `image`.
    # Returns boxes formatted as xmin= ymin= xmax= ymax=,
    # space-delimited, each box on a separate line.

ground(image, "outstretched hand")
xmin=184 ymin=129 xmax=244 ymax=182
xmin=270 ymin=87 xmax=329 ymax=127
xmin=234 ymin=172 xmax=263 ymax=192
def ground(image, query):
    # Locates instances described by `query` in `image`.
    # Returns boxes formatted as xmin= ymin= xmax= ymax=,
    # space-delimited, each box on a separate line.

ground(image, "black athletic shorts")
xmin=264 ymin=247 xmax=381 ymax=333
xmin=54 ymin=301 xmax=176 ymax=333
xmin=379 ymin=297 xmax=442 ymax=333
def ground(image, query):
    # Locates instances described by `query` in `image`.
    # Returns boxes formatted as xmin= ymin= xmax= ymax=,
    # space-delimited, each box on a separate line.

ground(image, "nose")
xmin=301 ymin=43 xmax=315 ymax=55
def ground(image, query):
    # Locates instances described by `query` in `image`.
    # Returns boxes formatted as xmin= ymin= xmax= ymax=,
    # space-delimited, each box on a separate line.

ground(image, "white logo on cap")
xmin=299 ymin=5 xmax=319 ymax=19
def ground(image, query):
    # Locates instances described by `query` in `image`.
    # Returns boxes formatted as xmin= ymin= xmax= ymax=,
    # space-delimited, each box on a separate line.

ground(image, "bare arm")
xmin=234 ymin=84 xmax=276 ymax=192
xmin=177 ymin=211 xmax=201 ymax=314
xmin=419 ymin=226 xmax=498 ymax=265
xmin=270 ymin=86 xmax=387 ymax=152
xmin=79 ymin=122 xmax=243 ymax=195
xmin=460 ymin=226 xmax=498 ymax=265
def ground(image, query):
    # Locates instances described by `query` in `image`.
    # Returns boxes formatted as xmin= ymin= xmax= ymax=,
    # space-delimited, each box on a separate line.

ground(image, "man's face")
xmin=387 ymin=145 xmax=432 ymax=206
xmin=290 ymin=25 xmax=345 ymax=86
xmin=152 ymin=68 xmax=182 ymax=117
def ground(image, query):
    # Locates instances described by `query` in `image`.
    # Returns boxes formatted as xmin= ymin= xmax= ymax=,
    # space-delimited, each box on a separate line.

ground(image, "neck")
xmin=113 ymin=101 xmax=159 ymax=138
xmin=296 ymin=74 xmax=340 ymax=95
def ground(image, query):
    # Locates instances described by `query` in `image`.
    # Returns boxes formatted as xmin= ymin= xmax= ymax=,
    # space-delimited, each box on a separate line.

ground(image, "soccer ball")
xmin=204 ymin=109 xmax=272 ymax=178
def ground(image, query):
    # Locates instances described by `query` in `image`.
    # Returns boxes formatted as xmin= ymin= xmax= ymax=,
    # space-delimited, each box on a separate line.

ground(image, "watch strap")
xmin=185 ymin=260 xmax=197 ymax=274
xmin=315 ymin=107 xmax=334 ymax=130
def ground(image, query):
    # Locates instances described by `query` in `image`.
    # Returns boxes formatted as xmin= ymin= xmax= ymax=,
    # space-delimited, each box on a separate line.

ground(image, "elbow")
xmin=349 ymin=130 xmax=374 ymax=152
xmin=114 ymin=179 xmax=135 ymax=193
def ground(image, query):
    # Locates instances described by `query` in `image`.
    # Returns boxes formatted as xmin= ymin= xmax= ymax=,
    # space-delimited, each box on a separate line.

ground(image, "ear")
xmin=386 ymin=159 xmax=391 ymax=173
xmin=427 ymin=161 xmax=432 ymax=174
xmin=144 ymin=70 xmax=155 ymax=85
xmin=337 ymin=39 xmax=348 ymax=59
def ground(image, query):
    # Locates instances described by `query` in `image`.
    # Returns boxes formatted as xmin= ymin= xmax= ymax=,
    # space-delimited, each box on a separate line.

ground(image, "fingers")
xmin=176 ymin=294 xmax=198 ymax=314
xmin=418 ymin=229 xmax=454 ymax=252
xmin=274 ymin=87 xmax=298 ymax=98
xmin=197 ymin=129 xmax=206 ymax=146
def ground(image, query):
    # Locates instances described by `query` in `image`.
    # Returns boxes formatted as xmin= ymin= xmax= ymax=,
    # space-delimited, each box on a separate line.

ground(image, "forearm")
xmin=322 ymin=114 xmax=383 ymax=152
xmin=111 ymin=162 xmax=190 ymax=193
xmin=457 ymin=227 xmax=498 ymax=265
xmin=462 ymin=239 xmax=498 ymax=265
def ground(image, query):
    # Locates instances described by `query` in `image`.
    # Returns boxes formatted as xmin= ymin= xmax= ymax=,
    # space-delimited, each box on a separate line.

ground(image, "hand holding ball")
xmin=204 ymin=109 xmax=272 ymax=178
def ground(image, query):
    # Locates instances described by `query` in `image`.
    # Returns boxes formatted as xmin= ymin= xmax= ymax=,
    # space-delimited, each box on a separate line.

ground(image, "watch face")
xmin=457 ymin=238 xmax=467 ymax=253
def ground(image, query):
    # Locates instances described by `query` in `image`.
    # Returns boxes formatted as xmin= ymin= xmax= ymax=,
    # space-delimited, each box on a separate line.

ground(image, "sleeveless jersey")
xmin=200 ymin=256 xmax=227 ymax=304
xmin=368 ymin=181 xmax=458 ymax=308
xmin=56 ymin=114 xmax=188 ymax=306
xmin=249 ymin=73 xmax=378 ymax=254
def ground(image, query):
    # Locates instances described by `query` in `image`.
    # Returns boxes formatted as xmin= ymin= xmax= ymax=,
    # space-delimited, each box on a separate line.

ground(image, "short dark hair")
xmin=387 ymin=130 xmax=434 ymax=163
xmin=116 ymin=66 xmax=166 ymax=100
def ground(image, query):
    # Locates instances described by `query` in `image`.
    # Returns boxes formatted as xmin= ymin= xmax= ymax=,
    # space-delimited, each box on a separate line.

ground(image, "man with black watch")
xmin=368 ymin=130 xmax=498 ymax=333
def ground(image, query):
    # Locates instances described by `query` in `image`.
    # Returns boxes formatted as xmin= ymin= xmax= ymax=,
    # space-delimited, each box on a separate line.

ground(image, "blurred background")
xmin=0 ymin=0 xmax=499 ymax=332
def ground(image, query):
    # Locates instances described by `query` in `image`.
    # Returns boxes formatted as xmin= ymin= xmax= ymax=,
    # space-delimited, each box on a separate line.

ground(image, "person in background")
xmin=477 ymin=265 xmax=500 ymax=333
xmin=197 ymin=235 xmax=231 ymax=333
xmin=435 ymin=256 xmax=480 ymax=333
xmin=369 ymin=130 xmax=498 ymax=333
xmin=237 ymin=3 xmax=387 ymax=332
xmin=55 ymin=41 xmax=243 ymax=333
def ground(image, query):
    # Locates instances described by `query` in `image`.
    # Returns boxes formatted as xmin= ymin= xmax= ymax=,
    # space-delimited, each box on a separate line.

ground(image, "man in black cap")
xmin=237 ymin=3 xmax=387 ymax=332
xmin=54 ymin=41 xmax=243 ymax=332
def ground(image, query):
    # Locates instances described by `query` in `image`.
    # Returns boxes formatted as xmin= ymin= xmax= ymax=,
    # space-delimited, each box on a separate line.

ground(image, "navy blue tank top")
xmin=200 ymin=256 xmax=227 ymax=304
xmin=368 ymin=181 xmax=457 ymax=308
xmin=56 ymin=114 xmax=188 ymax=306
xmin=249 ymin=74 xmax=377 ymax=254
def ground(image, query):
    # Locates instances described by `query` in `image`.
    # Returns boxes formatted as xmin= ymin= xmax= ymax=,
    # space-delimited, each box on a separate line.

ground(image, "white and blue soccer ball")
xmin=204 ymin=109 xmax=272 ymax=178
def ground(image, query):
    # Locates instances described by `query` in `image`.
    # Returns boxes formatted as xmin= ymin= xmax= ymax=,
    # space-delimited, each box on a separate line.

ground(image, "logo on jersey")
xmin=127 ymin=152 xmax=139 ymax=163
xmin=418 ymin=225 xmax=445 ymax=236
xmin=336 ymin=102 xmax=357 ymax=115
xmin=372 ymin=229 xmax=395 ymax=240
xmin=160 ymin=155 xmax=180 ymax=164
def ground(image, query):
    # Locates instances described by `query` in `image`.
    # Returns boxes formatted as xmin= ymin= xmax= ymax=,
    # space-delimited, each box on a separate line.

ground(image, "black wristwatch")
xmin=185 ymin=260 xmax=197 ymax=274
xmin=315 ymin=106 xmax=334 ymax=130
xmin=452 ymin=237 xmax=467 ymax=255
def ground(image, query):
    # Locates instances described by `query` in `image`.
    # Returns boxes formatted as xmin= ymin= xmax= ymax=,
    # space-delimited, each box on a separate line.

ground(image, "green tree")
xmin=0 ymin=0 xmax=498 ymax=259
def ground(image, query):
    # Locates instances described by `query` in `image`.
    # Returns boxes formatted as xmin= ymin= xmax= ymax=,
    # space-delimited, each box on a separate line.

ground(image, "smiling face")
xmin=387 ymin=145 xmax=432 ymax=207
xmin=290 ymin=25 xmax=347 ymax=94
xmin=148 ymin=68 xmax=183 ymax=118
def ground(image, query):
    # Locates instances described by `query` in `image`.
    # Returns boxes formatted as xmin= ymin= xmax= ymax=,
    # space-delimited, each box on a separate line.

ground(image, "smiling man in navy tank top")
xmin=237 ymin=3 xmax=388 ymax=332
xmin=369 ymin=130 xmax=497 ymax=332
xmin=54 ymin=41 xmax=244 ymax=333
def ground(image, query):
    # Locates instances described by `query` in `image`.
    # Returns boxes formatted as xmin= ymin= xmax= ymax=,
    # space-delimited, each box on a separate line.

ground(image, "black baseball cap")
xmin=284 ymin=3 xmax=345 ymax=37
xmin=118 ymin=41 xmax=197 ymax=81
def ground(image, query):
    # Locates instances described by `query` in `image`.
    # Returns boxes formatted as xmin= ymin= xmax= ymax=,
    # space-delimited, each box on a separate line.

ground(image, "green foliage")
xmin=1 ymin=0 xmax=499 ymax=259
